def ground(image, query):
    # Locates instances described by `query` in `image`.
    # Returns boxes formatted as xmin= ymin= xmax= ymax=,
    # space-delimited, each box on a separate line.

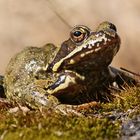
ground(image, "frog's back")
xmin=4 ymin=45 xmax=57 ymax=104
xmin=5 ymin=47 xmax=46 ymax=84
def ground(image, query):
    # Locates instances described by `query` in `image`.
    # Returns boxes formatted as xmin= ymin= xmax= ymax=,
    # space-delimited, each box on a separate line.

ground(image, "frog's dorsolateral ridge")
xmin=2 ymin=21 xmax=139 ymax=108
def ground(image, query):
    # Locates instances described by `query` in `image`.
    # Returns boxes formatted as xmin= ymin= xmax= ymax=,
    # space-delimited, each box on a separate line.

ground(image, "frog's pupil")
xmin=74 ymin=31 xmax=82 ymax=37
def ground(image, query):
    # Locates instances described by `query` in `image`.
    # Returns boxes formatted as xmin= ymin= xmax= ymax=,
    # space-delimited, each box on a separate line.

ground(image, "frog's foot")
xmin=45 ymin=70 xmax=85 ymax=104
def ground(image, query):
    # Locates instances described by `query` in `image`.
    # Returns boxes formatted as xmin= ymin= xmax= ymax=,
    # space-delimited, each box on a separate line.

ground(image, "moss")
xmin=101 ymin=87 xmax=140 ymax=112
xmin=0 ymin=109 xmax=120 ymax=140
xmin=0 ymin=87 xmax=140 ymax=140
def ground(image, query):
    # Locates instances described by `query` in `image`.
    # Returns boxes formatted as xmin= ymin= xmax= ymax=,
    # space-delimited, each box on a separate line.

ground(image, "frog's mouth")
xmin=52 ymin=31 xmax=120 ymax=72
xmin=62 ymin=43 xmax=119 ymax=72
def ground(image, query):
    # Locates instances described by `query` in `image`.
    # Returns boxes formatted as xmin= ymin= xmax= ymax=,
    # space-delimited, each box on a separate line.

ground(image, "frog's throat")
xmin=52 ymin=33 xmax=112 ymax=72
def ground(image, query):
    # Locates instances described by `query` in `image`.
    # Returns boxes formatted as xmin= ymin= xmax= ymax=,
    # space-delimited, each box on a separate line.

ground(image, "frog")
xmin=2 ymin=21 xmax=139 ymax=109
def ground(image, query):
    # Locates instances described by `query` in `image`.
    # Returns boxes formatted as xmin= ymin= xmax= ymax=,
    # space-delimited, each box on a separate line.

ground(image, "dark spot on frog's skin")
xmin=86 ymin=44 xmax=89 ymax=48
xmin=90 ymin=44 xmax=93 ymax=47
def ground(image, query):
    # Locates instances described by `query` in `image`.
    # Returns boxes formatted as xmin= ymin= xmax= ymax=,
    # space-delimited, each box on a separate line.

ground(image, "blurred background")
xmin=0 ymin=0 xmax=140 ymax=74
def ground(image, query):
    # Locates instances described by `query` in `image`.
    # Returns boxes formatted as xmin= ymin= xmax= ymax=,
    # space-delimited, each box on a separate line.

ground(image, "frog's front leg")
xmin=45 ymin=70 xmax=85 ymax=104
xmin=19 ymin=83 xmax=60 ymax=109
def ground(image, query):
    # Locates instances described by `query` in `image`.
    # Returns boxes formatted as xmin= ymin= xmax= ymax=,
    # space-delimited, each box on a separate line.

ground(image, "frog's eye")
xmin=71 ymin=30 xmax=85 ymax=43
xmin=70 ymin=26 xmax=91 ymax=44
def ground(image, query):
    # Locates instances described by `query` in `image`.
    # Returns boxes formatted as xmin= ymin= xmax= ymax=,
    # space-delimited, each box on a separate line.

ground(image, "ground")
xmin=0 ymin=87 xmax=140 ymax=140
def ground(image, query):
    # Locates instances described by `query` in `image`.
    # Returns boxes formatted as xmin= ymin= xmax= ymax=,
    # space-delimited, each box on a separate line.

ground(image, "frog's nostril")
xmin=110 ymin=23 xmax=117 ymax=32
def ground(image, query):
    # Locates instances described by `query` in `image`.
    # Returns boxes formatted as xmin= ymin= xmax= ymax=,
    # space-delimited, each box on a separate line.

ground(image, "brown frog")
xmin=2 ymin=21 xmax=137 ymax=109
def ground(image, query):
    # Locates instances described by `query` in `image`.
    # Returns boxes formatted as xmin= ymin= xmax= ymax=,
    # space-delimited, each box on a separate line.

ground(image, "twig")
xmin=120 ymin=67 xmax=140 ymax=77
